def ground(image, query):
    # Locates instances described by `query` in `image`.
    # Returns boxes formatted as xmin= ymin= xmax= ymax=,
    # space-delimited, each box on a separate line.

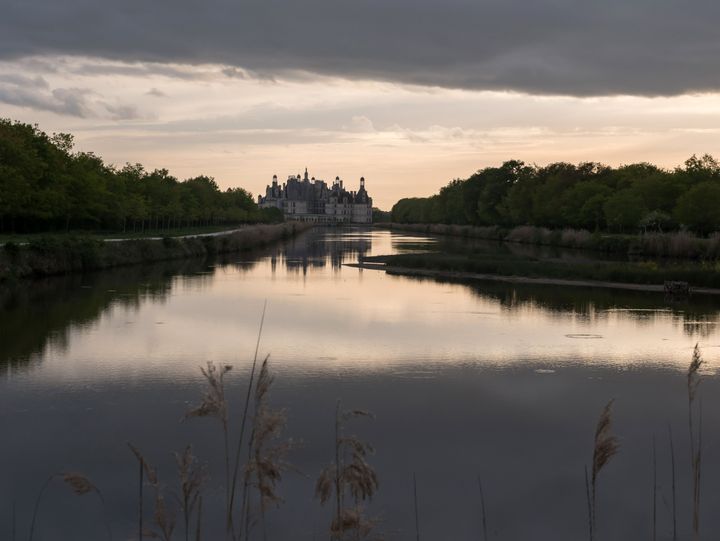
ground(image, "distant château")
xmin=258 ymin=169 xmax=372 ymax=224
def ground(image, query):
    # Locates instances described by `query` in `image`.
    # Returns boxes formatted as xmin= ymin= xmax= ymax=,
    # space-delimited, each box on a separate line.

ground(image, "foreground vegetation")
xmin=0 ymin=119 xmax=281 ymax=234
xmin=7 ymin=341 xmax=713 ymax=541
xmin=392 ymin=156 xmax=720 ymax=234
xmin=0 ymin=223 xmax=310 ymax=281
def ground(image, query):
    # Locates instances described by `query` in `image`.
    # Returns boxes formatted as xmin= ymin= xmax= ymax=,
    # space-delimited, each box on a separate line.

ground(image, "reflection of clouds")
xmin=0 ymin=259 xmax=206 ymax=374
xmin=4 ymin=229 xmax=720 ymax=382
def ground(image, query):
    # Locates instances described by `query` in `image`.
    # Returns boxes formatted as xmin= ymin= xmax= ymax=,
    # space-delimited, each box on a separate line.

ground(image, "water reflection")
xmin=2 ymin=227 xmax=720 ymax=375
xmin=2 ymin=228 xmax=720 ymax=540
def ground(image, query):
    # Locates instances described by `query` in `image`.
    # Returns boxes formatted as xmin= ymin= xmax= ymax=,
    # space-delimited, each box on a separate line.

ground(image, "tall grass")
xmin=241 ymin=357 xmax=292 ymax=541
xmin=230 ymin=302 xmax=267 ymax=538
xmin=586 ymin=400 xmax=619 ymax=541
xmin=28 ymin=473 xmax=111 ymax=541
xmin=687 ymin=344 xmax=704 ymax=538
xmin=315 ymin=401 xmax=379 ymax=540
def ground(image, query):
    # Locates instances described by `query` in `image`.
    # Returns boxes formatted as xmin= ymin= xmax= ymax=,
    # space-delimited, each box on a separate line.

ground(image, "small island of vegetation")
xmin=378 ymin=157 xmax=720 ymax=292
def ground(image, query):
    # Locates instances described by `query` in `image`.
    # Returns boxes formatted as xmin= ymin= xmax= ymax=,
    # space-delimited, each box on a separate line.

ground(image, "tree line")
xmin=391 ymin=157 xmax=720 ymax=234
xmin=0 ymin=119 xmax=282 ymax=234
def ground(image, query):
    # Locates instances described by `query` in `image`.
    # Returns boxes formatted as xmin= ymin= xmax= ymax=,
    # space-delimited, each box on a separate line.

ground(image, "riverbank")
xmin=377 ymin=223 xmax=720 ymax=260
xmin=347 ymin=261 xmax=720 ymax=296
xmin=0 ymin=222 xmax=312 ymax=281
xmin=355 ymin=248 xmax=720 ymax=292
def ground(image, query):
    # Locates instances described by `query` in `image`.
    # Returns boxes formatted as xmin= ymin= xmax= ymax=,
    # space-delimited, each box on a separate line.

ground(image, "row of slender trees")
xmin=0 ymin=119 xmax=281 ymax=234
xmin=391 ymin=157 xmax=720 ymax=234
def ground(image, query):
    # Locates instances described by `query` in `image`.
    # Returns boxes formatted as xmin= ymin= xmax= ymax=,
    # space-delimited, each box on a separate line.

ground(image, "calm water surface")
xmin=1 ymin=227 xmax=720 ymax=540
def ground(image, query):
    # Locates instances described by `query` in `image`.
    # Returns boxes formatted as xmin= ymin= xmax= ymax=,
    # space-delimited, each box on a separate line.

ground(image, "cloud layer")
xmin=2 ymin=0 xmax=720 ymax=96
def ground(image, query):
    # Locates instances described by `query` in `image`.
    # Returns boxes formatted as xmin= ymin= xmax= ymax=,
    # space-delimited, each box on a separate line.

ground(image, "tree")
xmin=603 ymin=190 xmax=647 ymax=232
xmin=674 ymin=182 xmax=720 ymax=234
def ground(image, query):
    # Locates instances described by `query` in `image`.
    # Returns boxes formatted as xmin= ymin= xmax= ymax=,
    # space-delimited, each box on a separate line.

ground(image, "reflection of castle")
xmin=258 ymin=169 xmax=373 ymax=224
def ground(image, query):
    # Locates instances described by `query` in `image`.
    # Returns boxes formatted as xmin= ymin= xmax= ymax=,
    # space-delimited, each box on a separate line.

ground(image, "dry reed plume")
xmin=128 ymin=444 xmax=177 ymax=541
xmin=241 ymin=357 xmax=293 ymax=541
xmin=687 ymin=344 xmax=704 ymax=538
xmin=175 ymin=446 xmax=206 ymax=541
xmin=28 ymin=472 xmax=111 ymax=541
xmin=316 ymin=401 xmax=379 ymax=540
xmin=586 ymin=399 xmax=619 ymax=541
xmin=186 ymin=361 xmax=232 ymax=536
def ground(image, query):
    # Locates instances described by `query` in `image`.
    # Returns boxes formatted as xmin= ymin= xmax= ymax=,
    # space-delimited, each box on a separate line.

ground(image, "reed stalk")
xmin=185 ymin=361 xmax=232 ymax=537
xmin=687 ymin=344 xmax=704 ymax=539
xmin=28 ymin=475 xmax=53 ymax=541
xmin=477 ymin=476 xmax=488 ymax=541
xmin=668 ymin=425 xmax=677 ymax=541
xmin=589 ymin=400 xmax=619 ymax=540
xmin=651 ymin=436 xmax=656 ymax=541
xmin=29 ymin=473 xmax=111 ymax=541
xmin=316 ymin=403 xmax=378 ymax=540
xmin=584 ymin=466 xmax=592 ymax=541
xmin=195 ymin=495 xmax=203 ymax=541
xmin=229 ymin=301 xmax=267 ymax=537
xmin=413 ymin=473 xmax=420 ymax=541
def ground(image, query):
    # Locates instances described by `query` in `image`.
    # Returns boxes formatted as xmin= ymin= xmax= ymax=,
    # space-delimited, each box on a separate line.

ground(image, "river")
xmin=1 ymin=227 xmax=719 ymax=540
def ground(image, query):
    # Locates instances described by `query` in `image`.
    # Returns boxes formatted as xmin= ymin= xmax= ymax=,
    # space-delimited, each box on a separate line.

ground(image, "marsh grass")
xmin=241 ymin=357 xmax=293 ymax=541
xmin=651 ymin=436 xmax=656 ymax=541
xmin=316 ymin=401 xmax=379 ymax=540
xmin=175 ymin=446 xmax=206 ymax=541
xmin=28 ymin=473 xmax=111 ymax=541
xmin=586 ymin=400 xmax=619 ymax=541
xmin=477 ymin=476 xmax=488 ymax=541
xmin=668 ymin=426 xmax=678 ymax=541
xmin=413 ymin=473 xmax=420 ymax=541
xmin=230 ymin=302 xmax=267 ymax=538
xmin=186 ymin=361 xmax=232 ymax=536
xmin=687 ymin=344 xmax=704 ymax=538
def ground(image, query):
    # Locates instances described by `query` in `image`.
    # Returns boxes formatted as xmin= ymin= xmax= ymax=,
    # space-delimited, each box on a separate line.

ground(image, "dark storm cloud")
xmin=2 ymin=0 xmax=719 ymax=96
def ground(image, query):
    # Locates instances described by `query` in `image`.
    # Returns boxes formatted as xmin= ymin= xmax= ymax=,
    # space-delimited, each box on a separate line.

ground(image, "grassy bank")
xmin=0 ymin=224 xmax=256 ymax=244
xmin=364 ymin=250 xmax=720 ymax=289
xmin=0 ymin=222 xmax=312 ymax=281
xmin=377 ymin=223 xmax=720 ymax=260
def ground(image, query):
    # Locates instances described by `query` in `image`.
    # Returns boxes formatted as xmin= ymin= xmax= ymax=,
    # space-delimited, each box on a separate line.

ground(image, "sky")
xmin=3 ymin=0 xmax=720 ymax=209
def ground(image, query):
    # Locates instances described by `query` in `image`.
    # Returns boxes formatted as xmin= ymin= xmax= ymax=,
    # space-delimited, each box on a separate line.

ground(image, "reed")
xmin=687 ymin=344 xmax=704 ymax=538
xmin=28 ymin=473 xmax=111 ymax=541
xmin=413 ymin=473 xmax=420 ymax=541
xmin=186 ymin=361 xmax=232 ymax=536
xmin=586 ymin=400 xmax=619 ymax=541
xmin=175 ymin=446 xmax=206 ymax=541
xmin=668 ymin=425 xmax=677 ymax=541
xmin=240 ymin=357 xmax=292 ymax=541
xmin=477 ymin=476 xmax=488 ymax=541
xmin=316 ymin=401 xmax=379 ymax=540
xmin=128 ymin=444 xmax=145 ymax=541
xmin=229 ymin=302 xmax=267 ymax=538
xmin=651 ymin=436 xmax=656 ymax=541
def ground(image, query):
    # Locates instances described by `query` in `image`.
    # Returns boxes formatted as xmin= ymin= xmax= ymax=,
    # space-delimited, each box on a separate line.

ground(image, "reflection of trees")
xmin=398 ymin=273 xmax=720 ymax=334
xmin=0 ymin=227 xmax=372 ymax=373
xmin=0 ymin=258 xmax=211 ymax=373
